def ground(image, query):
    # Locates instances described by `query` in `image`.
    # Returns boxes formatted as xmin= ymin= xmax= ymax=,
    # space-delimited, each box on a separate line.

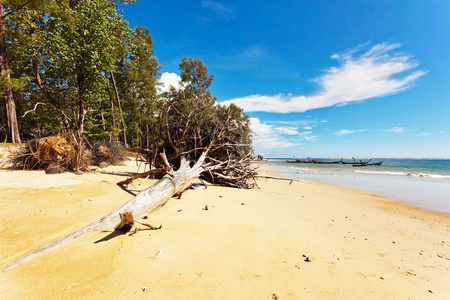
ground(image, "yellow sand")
xmin=0 ymin=162 xmax=449 ymax=299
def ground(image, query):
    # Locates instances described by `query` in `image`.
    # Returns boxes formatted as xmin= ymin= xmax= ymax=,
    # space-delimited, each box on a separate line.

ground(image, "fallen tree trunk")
xmin=5 ymin=153 xmax=206 ymax=270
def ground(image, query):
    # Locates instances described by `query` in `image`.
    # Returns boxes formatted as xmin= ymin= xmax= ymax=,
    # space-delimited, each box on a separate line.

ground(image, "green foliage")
xmin=112 ymin=25 xmax=160 ymax=147
xmin=149 ymin=57 xmax=252 ymax=164
xmin=0 ymin=1 xmax=252 ymax=162
xmin=1 ymin=0 xmax=151 ymax=141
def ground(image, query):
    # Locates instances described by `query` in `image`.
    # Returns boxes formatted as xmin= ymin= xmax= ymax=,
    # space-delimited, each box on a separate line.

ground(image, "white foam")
xmin=354 ymin=170 xmax=450 ymax=179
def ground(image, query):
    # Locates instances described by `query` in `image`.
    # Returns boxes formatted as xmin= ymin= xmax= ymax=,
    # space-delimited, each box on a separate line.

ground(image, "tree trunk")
xmin=0 ymin=4 xmax=21 ymax=143
xmin=31 ymin=54 xmax=71 ymax=130
xmin=5 ymin=153 xmax=207 ymax=270
xmin=105 ymin=73 xmax=116 ymax=141
xmin=109 ymin=71 xmax=127 ymax=147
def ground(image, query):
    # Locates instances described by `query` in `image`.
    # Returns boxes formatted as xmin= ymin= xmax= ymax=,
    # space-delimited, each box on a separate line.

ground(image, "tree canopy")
xmin=1 ymin=0 xmax=254 ymax=183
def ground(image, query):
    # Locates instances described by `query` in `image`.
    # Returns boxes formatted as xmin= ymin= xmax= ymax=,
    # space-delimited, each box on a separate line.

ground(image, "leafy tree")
xmin=3 ymin=0 xmax=134 ymax=142
xmin=148 ymin=57 xmax=252 ymax=168
xmin=113 ymin=26 xmax=160 ymax=147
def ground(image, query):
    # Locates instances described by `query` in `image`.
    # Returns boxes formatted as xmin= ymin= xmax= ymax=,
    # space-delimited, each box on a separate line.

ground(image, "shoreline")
xmin=1 ymin=162 xmax=449 ymax=299
xmin=258 ymin=161 xmax=450 ymax=215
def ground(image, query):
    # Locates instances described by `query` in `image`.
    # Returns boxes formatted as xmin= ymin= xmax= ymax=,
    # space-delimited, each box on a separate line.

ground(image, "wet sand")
xmin=0 ymin=162 xmax=449 ymax=299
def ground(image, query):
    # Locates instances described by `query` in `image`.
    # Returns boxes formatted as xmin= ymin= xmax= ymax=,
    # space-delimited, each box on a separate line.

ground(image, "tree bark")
xmin=105 ymin=73 xmax=116 ymax=141
xmin=0 ymin=4 xmax=21 ymax=143
xmin=109 ymin=71 xmax=127 ymax=147
xmin=5 ymin=153 xmax=207 ymax=270
xmin=31 ymin=54 xmax=71 ymax=130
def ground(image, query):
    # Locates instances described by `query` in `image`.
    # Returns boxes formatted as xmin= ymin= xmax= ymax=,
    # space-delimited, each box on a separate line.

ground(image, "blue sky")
xmin=121 ymin=0 xmax=450 ymax=158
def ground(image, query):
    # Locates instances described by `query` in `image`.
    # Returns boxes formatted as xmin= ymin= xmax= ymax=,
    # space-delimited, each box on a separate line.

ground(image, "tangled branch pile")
xmin=135 ymin=58 xmax=257 ymax=188
xmin=92 ymin=140 xmax=125 ymax=166
xmin=11 ymin=134 xmax=124 ymax=172
xmin=12 ymin=134 xmax=80 ymax=170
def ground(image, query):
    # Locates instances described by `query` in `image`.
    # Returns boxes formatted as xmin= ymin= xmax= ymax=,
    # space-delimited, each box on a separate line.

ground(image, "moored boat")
xmin=367 ymin=161 xmax=383 ymax=165
xmin=342 ymin=159 xmax=371 ymax=165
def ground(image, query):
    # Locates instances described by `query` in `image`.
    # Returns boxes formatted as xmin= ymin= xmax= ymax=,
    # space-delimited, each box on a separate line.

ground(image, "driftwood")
xmin=5 ymin=153 xmax=206 ymax=270
xmin=117 ymin=212 xmax=162 ymax=232
xmin=117 ymin=212 xmax=135 ymax=232
xmin=116 ymin=167 xmax=168 ymax=186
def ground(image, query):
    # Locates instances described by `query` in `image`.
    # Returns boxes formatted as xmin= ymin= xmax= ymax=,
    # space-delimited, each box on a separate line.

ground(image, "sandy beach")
xmin=0 ymin=161 xmax=449 ymax=299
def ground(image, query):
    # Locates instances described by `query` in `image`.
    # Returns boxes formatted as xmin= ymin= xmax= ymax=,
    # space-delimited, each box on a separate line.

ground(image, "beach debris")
xmin=142 ymin=287 xmax=148 ymax=292
xmin=99 ymin=162 xmax=109 ymax=168
xmin=241 ymin=202 xmax=245 ymax=205
xmin=117 ymin=167 xmax=169 ymax=186
xmin=428 ymin=290 xmax=433 ymax=293
xmin=117 ymin=212 xmax=162 ymax=233
xmin=11 ymin=135 xmax=125 ymax=172
xmin=304 ymin=257 xmax=311 ymax=262
xmin=271 ymin=293 xmax=279 ymax=300
xmin=177 ymin=209 xmax=182 ymax=212
xmin=46 ymin=163 xmax=64 ymax=174
xmin=134 ymin=219 xmax=162 ymax=230
xmin=4 ymin=153 xmax=208 ymax=270
xmin=380 ymin=276 xmax=385 ymax=280
xmin=153 ymin=250 xmax=161 ymax=259
xmin=203 ymin=205 xmax=209 ymax=210
xmin=117 ymin=212 xmax=135 ymax=232
xmin=88 ymin=198 xmax=95 ymax=201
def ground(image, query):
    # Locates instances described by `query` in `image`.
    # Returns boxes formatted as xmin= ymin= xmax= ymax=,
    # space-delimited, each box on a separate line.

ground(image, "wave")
xmin=353 ymin=170 xmax=450 ymax=179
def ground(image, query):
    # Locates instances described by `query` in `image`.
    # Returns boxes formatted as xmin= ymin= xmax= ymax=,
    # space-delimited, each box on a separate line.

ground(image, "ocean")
xmin=256 ymin=158 xmax=450 ymax=214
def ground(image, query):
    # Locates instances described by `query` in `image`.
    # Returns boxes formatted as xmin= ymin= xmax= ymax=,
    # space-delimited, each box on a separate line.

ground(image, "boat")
xmin=286 ymin=159 xmax=300 ymax=163
xmin=367 ymin=161 xmax=383 ymax=166
xmin=341 ymin=159 xmax=371 ymax=165
xmin=286 ymin=158 xmax=342 ymax=164
xmin=352 ymin=164 xmax=367 ymax=167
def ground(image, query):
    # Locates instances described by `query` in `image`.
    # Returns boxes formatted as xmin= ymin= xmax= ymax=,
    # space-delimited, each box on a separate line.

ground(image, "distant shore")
xmin=1 ymin=161 xmax=449 ymax=299
xmin=259 ymin=159 xmax=450 ymax=214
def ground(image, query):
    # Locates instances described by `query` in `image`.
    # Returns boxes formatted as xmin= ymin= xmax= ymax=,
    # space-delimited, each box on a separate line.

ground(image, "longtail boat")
xmin=341 ymin=159 xmax=371 ymax=165
xmin=367 ymin=161 xmax=383 ymax=165
xmin=286 ymin=158 xmax=342 ymax=164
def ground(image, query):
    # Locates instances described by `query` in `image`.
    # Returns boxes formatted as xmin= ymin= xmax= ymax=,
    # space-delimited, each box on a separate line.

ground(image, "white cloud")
xmin=334 ymin=129 xmax=360 ymax=136
xmin=275 ymin=126 xmax=299 ymax=135
xmin=303 ymin=126 xmax=312 ymax=130
xmin=222 ymin=42 xmax=426 ymax=113
xmin=304 ymin=135 xmax=318 ymax=142
xmin=201 ymin=1 xmax=233 ymax=20
xmin=387 ymin=127 xmax=406 ymax=133
xmin=157 ymin=72 xmax=183 ymax=94
xmin=417 ymin=132 xmax=431 ymax=137
xmin=250 ymin=118 xmax=301 ymax=149
xmin=299 ymin=131 xmax=312 ymax=136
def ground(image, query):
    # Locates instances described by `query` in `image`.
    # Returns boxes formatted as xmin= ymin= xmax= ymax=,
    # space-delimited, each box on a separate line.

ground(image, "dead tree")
xmin=5 ymin=152 xmax=208 ymax=270
xmin=6 ymin=93 xmax=257 ymax=270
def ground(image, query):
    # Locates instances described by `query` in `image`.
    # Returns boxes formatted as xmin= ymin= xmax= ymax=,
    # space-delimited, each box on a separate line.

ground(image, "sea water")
xmin=256 ymin=158 xmax=450 ymax=214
